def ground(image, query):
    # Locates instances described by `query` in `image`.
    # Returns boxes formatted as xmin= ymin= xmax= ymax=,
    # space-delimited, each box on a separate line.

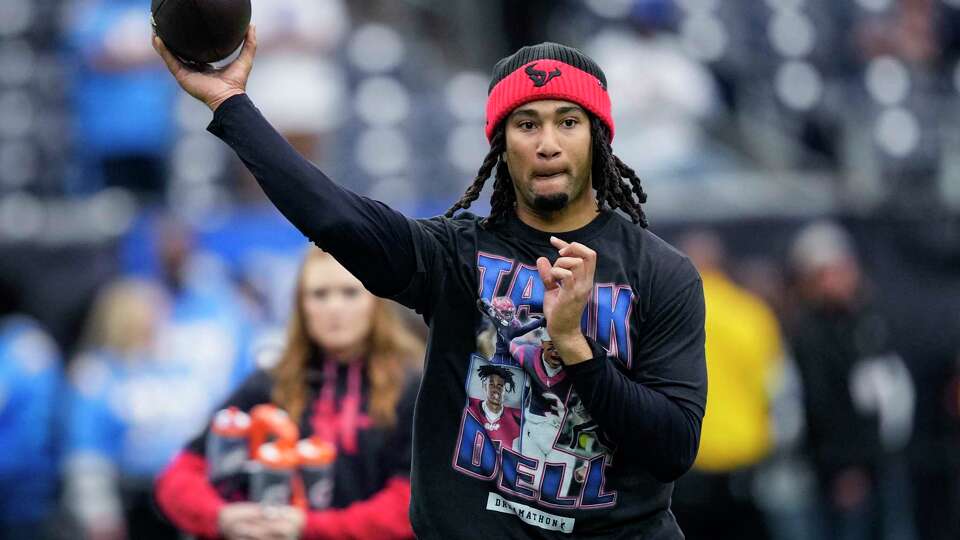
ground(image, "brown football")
xmin=151 ymin=0 xmax=251 ymax=65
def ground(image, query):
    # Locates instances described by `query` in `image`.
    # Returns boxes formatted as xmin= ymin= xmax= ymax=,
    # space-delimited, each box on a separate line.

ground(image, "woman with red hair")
xmin=156 ymin=248 xmax=423 ymax=539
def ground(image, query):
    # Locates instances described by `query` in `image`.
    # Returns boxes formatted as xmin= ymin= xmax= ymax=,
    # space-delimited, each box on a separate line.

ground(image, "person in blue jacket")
xmin=0 ymin=314 xmax=63 ymax=540
xmin=63 ymin=275 xmax=254 ymax=540
xmin=64 ymin=0 xmax=177 ymax=197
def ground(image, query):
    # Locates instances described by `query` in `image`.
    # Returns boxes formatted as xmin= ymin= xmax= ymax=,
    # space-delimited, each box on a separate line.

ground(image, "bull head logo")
xmin=525 ymin=63 xmax=562 ymax=87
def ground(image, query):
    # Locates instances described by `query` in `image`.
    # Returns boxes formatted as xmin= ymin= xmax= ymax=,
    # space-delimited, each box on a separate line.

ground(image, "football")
xmin=151 ymin=0 xmax=252 ymax=65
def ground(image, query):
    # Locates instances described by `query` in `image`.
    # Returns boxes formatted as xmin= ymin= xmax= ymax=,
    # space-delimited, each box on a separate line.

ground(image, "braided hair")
xmin=445 ymin=115 xmax=649 ymax=228
xmin=477 ymin=364 xmax=516 ymax=393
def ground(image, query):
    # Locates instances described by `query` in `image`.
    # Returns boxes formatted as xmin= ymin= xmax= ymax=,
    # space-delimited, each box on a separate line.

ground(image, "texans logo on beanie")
xmin=485 ymin=42 xmax=614 ymax=142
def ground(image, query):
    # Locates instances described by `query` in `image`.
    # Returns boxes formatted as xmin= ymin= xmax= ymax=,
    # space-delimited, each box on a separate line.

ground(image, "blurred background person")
xmin=63 ymin=280 xmax=181 ymax=540
xmin=144 ymin=217 xmax=259 ymax=397
xmin=156 ymin=248 xmax=423 ymax=540
xmin=221 ymin=0 xmax=351 ymax=203
xmin=584 ymin=1 xmax=733 ymax=180
xmin=0 ymin=294 xmax=63 ymax=540
xmin=63 ymin=0 xmax=177 ymax=199
xmin=787 ymin=221 xmax=916 ymax=540
xmin=60 ymin=214 xmax=265 ymax=539
xmin=672 ymin=230 xmax=783 ymax=540
xmin=243 ymin=0 xmax=349 ymax=161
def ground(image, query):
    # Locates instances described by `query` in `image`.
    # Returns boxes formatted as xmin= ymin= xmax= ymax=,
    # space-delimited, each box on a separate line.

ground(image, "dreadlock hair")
xmin=444 ymin=115 xmax=649 ymax=228
xmin=477 ymin=364 xmax=516 ymax=393
xmin=444 ymin=126 xmax=509 ymax=225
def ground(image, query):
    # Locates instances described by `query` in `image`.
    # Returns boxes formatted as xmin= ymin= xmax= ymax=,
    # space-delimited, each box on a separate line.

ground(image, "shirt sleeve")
xmin=154 ymin=450 xmax=226 ymax=539
xmin=302 ymin=477 xmax=414 ymax=540
xmin=565 ymin=278 xmax=707 ymax=482
xmin=206 ymin=94 xmax=441 ymax=302
xmin=386 ymin=217 xmax=462 ymax=320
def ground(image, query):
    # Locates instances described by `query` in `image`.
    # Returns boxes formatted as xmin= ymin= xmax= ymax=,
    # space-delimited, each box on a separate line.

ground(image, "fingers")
xmin=229 ymin=24 xmax=258 ymax=74
xmin=553 ymin=256 xmax=584 ymax=272
xmin=239 ymin=24 xmax=258 ymax=64
xmin=541 ymin=251 xmax=593 ymax=290
xmin=550 ymin=237 xmax=596 ymax=284
xmin=548 ymin=267 xmax=574 ymax=283
xmin=550 ymin=236 xmax=596 ymax=263
xmin=556 ymin=241 xmax=596 ymax=263
xmin=152 ymin=35 xmax=184 ymax=76
xmin=541 ymin=238 xmax=597 ymax=302
xmin=537 ymin=256 xmax=557 ymax=290
xmin=259 ymin=512 xmax=300 ymax=540
xmin=225 ymin=521 xmax=269 ymax=540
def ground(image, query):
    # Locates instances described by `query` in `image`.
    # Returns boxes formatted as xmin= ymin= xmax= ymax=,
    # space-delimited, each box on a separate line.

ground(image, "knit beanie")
xmin=485 ymin=42 xmax=613 ymax=142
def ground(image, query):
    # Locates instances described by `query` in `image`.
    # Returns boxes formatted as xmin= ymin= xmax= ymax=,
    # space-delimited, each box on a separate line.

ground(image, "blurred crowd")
xmin=1 ymin=0 xmax=959 ymax=539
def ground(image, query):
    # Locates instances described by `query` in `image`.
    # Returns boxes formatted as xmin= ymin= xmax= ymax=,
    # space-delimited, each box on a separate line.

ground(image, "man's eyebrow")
xmin=510 ymin=108 xmax=540 ymax=119
xmin=509 ymin=106 xmax=586 ymax=120
xmin=556 ymin=105 xmax=586 ymax=115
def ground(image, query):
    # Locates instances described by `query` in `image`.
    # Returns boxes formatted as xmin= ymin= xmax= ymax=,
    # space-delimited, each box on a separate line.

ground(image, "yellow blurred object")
xmin=694 ymin=270 xmax=783 ymax=473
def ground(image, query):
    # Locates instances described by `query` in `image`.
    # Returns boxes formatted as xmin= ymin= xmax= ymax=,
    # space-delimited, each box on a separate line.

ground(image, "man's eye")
xmin=519 ymin=121 xmax=536 ymax=130
xmin=562 ymin=118 xmax=578 ymax=128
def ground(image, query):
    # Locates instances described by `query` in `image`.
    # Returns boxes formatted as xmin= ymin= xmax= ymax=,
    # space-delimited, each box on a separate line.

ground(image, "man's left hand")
xmin=536 ymin=236 xmax=596 ymax=365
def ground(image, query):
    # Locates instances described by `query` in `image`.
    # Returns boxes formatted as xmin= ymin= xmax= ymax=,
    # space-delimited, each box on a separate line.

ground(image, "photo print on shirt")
xmin=453 ymin=252 xmax=622 ymax=528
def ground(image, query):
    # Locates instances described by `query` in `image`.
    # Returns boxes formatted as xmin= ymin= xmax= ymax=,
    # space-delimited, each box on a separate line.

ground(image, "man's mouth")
xmin=534 ymin=170 xmax=566 ymax=180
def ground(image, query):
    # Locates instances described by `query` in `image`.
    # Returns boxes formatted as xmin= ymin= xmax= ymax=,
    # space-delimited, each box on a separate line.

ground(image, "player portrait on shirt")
xmin=509 ymin=327 xmax=614 ymax=498
xmin=476 ymin=297 xmax=545 ymax=366
xmin=465 ymin=358 xmax=524 ymax=449
xmin=557 ymin=394 xmax=616 ymax=484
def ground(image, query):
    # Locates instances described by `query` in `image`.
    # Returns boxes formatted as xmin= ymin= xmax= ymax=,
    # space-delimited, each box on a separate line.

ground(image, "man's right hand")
xmin=152 ymin=25 xmax=257 ymax=112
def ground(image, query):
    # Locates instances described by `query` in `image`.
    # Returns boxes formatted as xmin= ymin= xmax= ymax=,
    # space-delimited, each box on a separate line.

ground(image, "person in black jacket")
xmin=153 ymin=29 xmax=706 ymax=539
xmin=788 ymin=221 xmax=907 ymax=540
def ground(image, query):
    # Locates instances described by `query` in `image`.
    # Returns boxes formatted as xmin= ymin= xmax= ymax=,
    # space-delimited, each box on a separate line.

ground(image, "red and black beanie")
xmin=486 ymin=42 xmax=614 ymax=143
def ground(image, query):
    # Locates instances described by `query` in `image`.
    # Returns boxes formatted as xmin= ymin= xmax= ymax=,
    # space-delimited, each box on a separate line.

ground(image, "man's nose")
xmin=536 ymin=126 xmax=561 ymax=160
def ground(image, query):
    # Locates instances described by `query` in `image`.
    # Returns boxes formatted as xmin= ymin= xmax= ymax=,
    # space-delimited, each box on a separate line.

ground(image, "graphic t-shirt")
xmin=208 ymin=94 xmax=707 ymax=539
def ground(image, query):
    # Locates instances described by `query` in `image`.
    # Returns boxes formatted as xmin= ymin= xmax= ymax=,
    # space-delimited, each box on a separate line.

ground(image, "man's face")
xmin=496 ymin=306 xmax=515 ymax=323
xmin=541 ymin=341 xmax=563 ymax=369
xmin=807 ymin=257 xmax=861 ymax=307
xmin=483 ymin=374 xmax=506 ymax=407
xmin=504 ymin=100 xmax=593 ymax=214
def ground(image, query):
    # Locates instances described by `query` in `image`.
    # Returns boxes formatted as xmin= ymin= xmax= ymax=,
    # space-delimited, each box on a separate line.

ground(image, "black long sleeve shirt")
xmin=208 ymin=94 xmax=707 ymax=539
